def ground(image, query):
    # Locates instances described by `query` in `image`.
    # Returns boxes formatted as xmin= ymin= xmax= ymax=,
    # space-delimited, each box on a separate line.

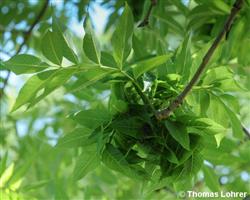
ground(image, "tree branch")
xmin=156 ymin=0 xmax=244 ymax=120
xmin=0 ymin=0 xmax=49 ymax=99
xmin=138 ymin=0 xmax=157 ymax=27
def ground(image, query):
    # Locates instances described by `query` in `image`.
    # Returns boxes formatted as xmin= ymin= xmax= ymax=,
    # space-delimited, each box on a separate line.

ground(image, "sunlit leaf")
xmin=132 ymin=54 xmax=172 ymax=78
xmin=42 ymin=30 xmax=63 ymax=65
xmin=3 ymin=54 xmax=49 ymax=74
xmin=111 ymin=3 xmax=134 ymax=67
xmin=52 ymin=16 xmax=78 ymax=64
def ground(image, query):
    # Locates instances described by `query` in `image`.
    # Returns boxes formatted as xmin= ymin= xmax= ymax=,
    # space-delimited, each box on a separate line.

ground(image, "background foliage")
xmin=0 ymin=0 xmax=250 ymax=199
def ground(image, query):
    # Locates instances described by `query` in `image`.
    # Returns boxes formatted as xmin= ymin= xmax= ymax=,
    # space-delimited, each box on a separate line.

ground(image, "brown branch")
xmin=156 ymin=0 xmax=244 ymax=120
xmin=138 ymin=0 xmax=157 ymax=27
xmin=0 ymin=0 xmax=49 ymax=99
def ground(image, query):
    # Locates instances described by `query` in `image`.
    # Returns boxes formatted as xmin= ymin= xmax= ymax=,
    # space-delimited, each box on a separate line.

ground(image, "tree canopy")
xmin=0 ymin=0 xmax=250 ymax=199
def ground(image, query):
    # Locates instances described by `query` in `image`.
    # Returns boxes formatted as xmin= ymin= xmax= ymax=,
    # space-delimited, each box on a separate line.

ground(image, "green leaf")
xmin=19 ymin=180 xmax=50 ymax=191
xmin=199 ymin=92 xmax=210 ymax=116
xmin=211 ymin=0 xmax=231 ymax=14
xmin=202 ymin=165 xmax=220 ymax=191
xmin=111 ymin=3 xmax=134 ymax=67
xmin=164 ymin=121 xmax=190 ymax=150
xmin=52 ymin=16 xmax=78 ymax=64
xmin=12 ymin=68 xmax=76 ymax=112
xmin=187 ymin=118 xmax=226 ymax=135
xmin=0 ymin=163 xmax=14 ymax=188
xmin=73 ymin=109 xmax=111 ymax=129
xmin=223 ymin=104 xmax=244 ymax=140
xmin=73 ymin=145 xmax=100 ymax=180
xmin=56 ymin=127 xmax=94 ymax=148
xmin=7 ymin=160 xmax=32 ymax=186
xmin=102 ymin=144 xmax=148 ymax=180
xmin=175 ymin=35 xmax=192 ymax=82
xmin=83 ymin=33 xmax=100 ymax=64
xmin=11 ymin=70 xmax=56 ymax=112
xmin=214 ymin=95 xmax=244 ymax=139
xmin=28 ymin=67 xmax=76 ymax=108
xmin=42 ymin=30 xmax=63 ymax=65
xmin=70 ymin=67 xmax=116 ymax=93
xmin=111 ymin=117 xmax=143 ymax=138
xmin=132 ymin=54 xmax=172 ymax=78
xmin=164 ymin=146 xmax=179 ymax=164
xmin=174 ymin=153 xmax=203 ymax=180
xmin=0 ymin=152 xmax=8 ymax=176
xmin=153 ymin=14 xmax=183 ymax=35
xmin=100 ymin=51 xmax=117 ymax=68
xmin=3 ymin=54 xmax=49 ymax=75
xmin=132 ymin=34 xmax=148 ymax=59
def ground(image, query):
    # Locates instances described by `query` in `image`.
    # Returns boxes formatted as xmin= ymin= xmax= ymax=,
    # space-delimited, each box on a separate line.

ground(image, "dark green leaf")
xmin=73 ymin=109 xmax=111 ymax=129
xmin=164 ymin=121 xmax=190 ymax=150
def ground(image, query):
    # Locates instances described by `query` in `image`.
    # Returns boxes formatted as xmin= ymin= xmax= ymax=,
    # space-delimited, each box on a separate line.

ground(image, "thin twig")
xmin=156 ymin=0 xmax=244 ymax=120
xmin=0 ymin=0 xmax=49 ymax=99
xmin=138 ymin=0 xmax=157 ymax=27
xmin=242 ymin=126 xmax=250 ymax=139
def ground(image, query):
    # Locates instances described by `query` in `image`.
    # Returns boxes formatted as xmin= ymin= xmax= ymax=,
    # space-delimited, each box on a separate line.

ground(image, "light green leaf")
xmin=73 ymin=109 xmax=111 ymax=129
xmin=7 ymin=160 xmax=32 ymax=186
xmin=73 ymin=145 xmax=100 ymax=180
xmin=28 ymin=67 xmax=76 ymax=108
xmin=202 ymin=165 xmax=220 ymax=191
xmin=214 ymin=95 xmax=244 ymax=139
xmin=223 ymin=104 xmax=244 ymax=140
xmin=52 ymin=16 xmax=78 ymax=64
xmin=56 ymin=127 xmax=93 ymax=148
xmin=211 ymin=0 xmax=231 ymax=14
xmin=11 ymin=70 xmax=56 ymax=112
xmin=111 ymin=3 xmax=134 ymax=67
xmin=3 ymin=54 xmax=49 ymax=75
xmin=42 ymin=30 xmax=63 ymax=65
xmin=164 ymin=121 xmax=190 ymax=150
xmin=12 ymin=68 xmax=76 ymax=112
xmin=187 ymin=118 xmax=226 ymax=135
xmin=0 ymin=163 xmax=14 ymax=188
xmin=19 ymin=180 xmax=50 ymax=191
xmin=83 ymin=33 xmax=100 ymax=64
xmin=70 ymin=66 xmax=117 ymax=93
xmin=132 ymin=54 xmax=172 ymax=78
